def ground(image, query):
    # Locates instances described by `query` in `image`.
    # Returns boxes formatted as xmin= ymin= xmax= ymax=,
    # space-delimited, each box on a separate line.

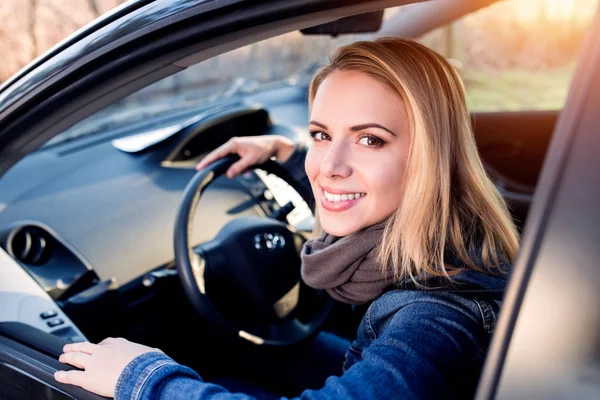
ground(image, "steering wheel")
xmin=173 ymin=155 xmax=334 ymax=346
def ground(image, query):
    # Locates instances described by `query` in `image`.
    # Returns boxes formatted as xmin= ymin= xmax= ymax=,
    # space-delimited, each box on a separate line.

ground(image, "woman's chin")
xmin=319 ymin=219 xmax=362 ymax=237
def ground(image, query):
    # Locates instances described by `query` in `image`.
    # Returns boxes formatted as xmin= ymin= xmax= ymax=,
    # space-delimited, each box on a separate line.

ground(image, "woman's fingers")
xmin=195 ymin=136 xmax=284 ymax=178
xmin=196 ymin=139 xmax=237 ymax=171
xmin=63 ymin=341 xmax=98 ymax=355
xmin=98 ymin=337 xmax=126 ymax=346
xmin=59 ymin=352 xmax=92 ymax=369
xmin=226 ymin=157 xmax=256 ymax=179
xmin=54 ymin=370 xmax=87 ymax=386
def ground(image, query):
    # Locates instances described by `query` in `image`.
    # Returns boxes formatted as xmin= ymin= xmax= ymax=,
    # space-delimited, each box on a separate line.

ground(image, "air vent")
xmin=8 ymin=226 xmax=52 ymax=266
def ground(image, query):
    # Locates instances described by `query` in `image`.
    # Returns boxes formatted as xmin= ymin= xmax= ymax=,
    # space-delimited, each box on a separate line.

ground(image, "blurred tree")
xmin=88 ymin=0 xmax=102 ymax=18
xmin=27 ymin=0 xmax=39 ymax=59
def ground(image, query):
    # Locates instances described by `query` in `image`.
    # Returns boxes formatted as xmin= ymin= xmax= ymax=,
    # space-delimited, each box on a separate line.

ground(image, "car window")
xmin=416 ymin=0 xmax=598 ymax=112
xmin=45 ymin=5 xmax=435 ymax=148
xmin=46 ymin=0 xmax=599 ymax=146
xmin=45 ymin=31 xmax=369 ymax=147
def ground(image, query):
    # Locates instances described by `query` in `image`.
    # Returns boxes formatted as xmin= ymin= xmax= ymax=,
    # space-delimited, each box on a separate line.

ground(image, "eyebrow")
xmin=309 ymin=120 xmax=397 ymax=137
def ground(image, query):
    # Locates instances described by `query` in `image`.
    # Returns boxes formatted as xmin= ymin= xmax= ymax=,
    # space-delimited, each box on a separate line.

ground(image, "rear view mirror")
xmin=300 ymin=11 xmax=384 ymax=37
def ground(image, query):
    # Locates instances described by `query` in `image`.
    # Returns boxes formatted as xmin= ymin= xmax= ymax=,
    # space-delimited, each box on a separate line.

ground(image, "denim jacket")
xmin=114 ymin=144 xmax=508 ymax=399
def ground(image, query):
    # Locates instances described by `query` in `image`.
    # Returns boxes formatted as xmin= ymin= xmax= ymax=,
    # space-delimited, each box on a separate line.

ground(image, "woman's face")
xmin=305 ymin=70 xmax=410 ymax=237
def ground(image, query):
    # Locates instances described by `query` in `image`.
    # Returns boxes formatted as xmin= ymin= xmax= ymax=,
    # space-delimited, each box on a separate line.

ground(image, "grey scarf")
xmin=300 ymin=219 xmax=395 ymax=305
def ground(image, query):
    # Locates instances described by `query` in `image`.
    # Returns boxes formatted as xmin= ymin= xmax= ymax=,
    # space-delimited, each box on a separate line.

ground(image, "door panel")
xmin=472 ymin=111 xmax=558 ymax=229
xmin=0 ymin=334 xmax=105 ymax=400
xmin=0 ymin=363 xmax=74 ymax=400
xmin=473 ymin=111 xmax=558 ymax=189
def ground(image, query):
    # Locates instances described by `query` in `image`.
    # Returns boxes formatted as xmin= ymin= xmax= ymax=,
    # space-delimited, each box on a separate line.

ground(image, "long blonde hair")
xmin=308 ymin=37 xmax=519 ymax=284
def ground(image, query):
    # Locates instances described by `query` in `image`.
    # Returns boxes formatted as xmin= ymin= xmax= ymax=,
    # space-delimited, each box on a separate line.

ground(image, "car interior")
xmin=0 ymin=0 xmax=593 ymax=398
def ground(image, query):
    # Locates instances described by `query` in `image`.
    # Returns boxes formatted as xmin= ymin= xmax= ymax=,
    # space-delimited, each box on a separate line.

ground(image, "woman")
xmin=54 ymin=37 xmax=519 ymax=399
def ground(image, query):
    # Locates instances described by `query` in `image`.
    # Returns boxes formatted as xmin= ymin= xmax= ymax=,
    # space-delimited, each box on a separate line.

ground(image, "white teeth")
xmin=323 ymin=190 xmax=364 ymax=202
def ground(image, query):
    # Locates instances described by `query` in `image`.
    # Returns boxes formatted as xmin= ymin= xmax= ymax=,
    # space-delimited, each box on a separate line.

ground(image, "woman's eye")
xmin=357 ymin=135 xmax=385 ymax=147
xmin=309 ymin=131 xmax=331 ymax=141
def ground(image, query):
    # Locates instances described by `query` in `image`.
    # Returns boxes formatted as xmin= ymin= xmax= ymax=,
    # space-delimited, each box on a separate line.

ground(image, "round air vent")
xmin=8 ymin=226 xmax=52 ymax=266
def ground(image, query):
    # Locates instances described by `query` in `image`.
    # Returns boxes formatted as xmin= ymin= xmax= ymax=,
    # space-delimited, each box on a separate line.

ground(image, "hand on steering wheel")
xmin=195 ymin=135 xmax=296 ymax=178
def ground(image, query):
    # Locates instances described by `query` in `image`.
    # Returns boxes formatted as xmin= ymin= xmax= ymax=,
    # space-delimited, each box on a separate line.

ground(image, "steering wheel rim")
xmin=174 ymin=154 xmax=333 ymax=346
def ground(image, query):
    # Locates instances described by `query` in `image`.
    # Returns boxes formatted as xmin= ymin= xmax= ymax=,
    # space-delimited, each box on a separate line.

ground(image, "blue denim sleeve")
xmin=115 ymin=300 xmax=485 ymax=399
xmin=342 ymin=299 xmax=486 ymax=399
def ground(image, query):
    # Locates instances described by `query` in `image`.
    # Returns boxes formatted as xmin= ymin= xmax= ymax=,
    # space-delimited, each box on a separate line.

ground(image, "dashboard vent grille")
xmin=8 ymin=226 xmax=52 ymax=266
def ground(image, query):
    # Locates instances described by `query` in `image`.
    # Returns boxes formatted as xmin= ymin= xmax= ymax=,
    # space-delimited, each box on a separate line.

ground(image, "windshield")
xmin=46 ymin=30 xmax=372 ymax=147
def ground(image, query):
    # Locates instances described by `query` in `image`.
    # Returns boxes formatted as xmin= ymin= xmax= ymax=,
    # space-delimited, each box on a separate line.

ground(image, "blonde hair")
xmin=308 ymin=37 xmax=519 ymax=285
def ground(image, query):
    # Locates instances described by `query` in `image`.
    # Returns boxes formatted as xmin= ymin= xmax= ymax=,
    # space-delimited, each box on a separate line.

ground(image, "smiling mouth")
xmin=320 ymin=189 xmax=366 ymax=212
xmin=322 ymin=190 xmax=366 ymax=202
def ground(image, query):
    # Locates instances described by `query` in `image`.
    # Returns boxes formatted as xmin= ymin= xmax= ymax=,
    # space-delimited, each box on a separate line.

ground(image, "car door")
xmin=0 ymin=0 xmax=421 ymax=398
xmin=476 ymin=3 xmax=600 ymax=399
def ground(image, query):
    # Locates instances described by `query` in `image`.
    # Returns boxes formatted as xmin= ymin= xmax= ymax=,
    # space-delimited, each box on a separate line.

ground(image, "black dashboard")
xmin=0 ymin=84 xmax=312 ymax=318
xmin=1 ymin=221 xmax=98 ymax=301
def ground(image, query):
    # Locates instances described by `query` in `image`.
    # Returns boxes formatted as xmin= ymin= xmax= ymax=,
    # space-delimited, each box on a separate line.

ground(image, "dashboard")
xmin=0 ymin=247 xmax=86 ymax=342
xmin=0 ymin=84 xmax=314 ymax=342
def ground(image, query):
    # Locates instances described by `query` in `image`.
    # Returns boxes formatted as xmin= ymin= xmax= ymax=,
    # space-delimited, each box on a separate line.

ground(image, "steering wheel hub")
xmin=199 ymin=216 xmax=303 ymax=325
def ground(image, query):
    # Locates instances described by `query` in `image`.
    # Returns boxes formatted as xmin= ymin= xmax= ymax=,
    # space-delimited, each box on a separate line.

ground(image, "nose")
xmin=320 ymin=140 xmax=352 ymax=179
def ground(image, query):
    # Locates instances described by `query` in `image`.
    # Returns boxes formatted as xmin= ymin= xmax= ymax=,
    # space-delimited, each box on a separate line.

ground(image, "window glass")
xmin=46 ymin=31 xmax=367 ymax=147
xmin=417 ymin=0 xmax=597 ymax=111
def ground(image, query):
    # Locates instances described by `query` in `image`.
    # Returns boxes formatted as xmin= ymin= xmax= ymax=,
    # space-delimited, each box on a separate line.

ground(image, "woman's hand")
xmin=196 ymin=135 xmax=295 ymax=178
xmin=54 ymin=337 xmax=161 ymax=398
